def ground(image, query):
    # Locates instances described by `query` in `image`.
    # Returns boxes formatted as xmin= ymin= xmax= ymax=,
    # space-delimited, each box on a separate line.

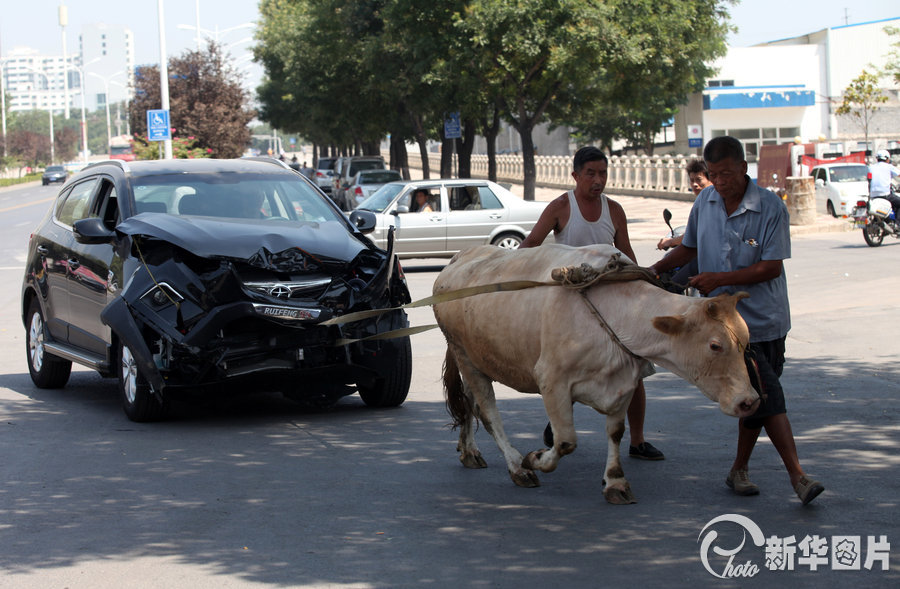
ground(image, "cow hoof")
xmin=522 ymin=450 xmax=542 ymax=470
xmin=523 ymin=450 xmax=559 ymax=473
xmin=603 ymin=484 xmax=637 ymax=505
xmin=459 ymin=452 xmax=488 ymax=469
xmin=511 ymin=469 xmax=540 ymax=488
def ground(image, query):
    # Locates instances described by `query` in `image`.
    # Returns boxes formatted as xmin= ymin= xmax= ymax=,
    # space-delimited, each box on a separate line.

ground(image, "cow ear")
xmin=653 ymin=315 xmax=686 ymax=335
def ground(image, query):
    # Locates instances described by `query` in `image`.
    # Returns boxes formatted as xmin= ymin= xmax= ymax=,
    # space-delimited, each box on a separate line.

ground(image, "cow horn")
xmin=706 ymin=291 xmax=750 ymax=319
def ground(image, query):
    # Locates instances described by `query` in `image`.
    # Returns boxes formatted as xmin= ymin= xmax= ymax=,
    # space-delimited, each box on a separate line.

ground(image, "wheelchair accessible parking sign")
xmin=147 ymin=109 xmax=171 ymax=142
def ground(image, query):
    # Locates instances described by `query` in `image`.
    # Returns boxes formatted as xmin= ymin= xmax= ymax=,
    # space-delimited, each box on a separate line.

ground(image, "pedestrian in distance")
xmin=648 ymin=135 xmax=824 ymax=505
xmin=521 ymin=145 xmax=665 ymax=461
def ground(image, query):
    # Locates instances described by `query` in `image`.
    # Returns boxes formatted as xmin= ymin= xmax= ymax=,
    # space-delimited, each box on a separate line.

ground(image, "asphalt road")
xmin=0 ymin=182 xmax=898 ymax=588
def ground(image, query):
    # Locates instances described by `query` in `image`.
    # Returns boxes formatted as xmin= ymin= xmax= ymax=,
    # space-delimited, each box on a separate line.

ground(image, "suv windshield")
xmin=131 ymin=172 xmax=345 ymax=223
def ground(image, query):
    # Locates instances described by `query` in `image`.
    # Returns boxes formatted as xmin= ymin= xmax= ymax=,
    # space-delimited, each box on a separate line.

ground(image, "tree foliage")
xmin=130 ymin=43 xmax=255 ymax=159
xmin=836 ymin=69 xmax=888 ymax=149
xmin=253 ymin=0 xmax=733 ymax=197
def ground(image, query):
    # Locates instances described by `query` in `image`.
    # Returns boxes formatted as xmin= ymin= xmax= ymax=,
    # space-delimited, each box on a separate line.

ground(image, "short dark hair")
xmin=573 ymin=146 xmax=608 ymax=173
xmin=703 ymin=136 xmax=744 ymax=164
xmin=685 ymin=158 xmax=709 ymax=178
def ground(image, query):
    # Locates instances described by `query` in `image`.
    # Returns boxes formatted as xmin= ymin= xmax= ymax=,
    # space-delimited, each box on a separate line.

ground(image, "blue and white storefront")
xmin=699 ymin=45 xmax=826 ymax=162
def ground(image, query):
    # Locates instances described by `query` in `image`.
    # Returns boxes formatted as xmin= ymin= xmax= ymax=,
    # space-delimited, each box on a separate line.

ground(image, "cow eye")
xmin=709 ymin=341 xmax=723 ymax=352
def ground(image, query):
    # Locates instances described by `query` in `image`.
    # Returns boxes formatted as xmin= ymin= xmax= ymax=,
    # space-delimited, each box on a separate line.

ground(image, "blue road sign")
xmin=688 ymin=138 xmax=702 ymax=148
xmin=444 ymin=112 xmax=461 ymax=139
xmin=147 ymin=110 xmax=171 ymax=142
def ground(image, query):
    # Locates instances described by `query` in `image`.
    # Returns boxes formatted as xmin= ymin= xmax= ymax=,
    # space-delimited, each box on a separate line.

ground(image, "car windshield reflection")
xmin=131 ymin=172 xmax=343 ymax=223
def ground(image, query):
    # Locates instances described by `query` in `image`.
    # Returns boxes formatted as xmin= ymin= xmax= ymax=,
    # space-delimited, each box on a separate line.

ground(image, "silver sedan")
xmin=355 ymin=179 xmax=548 ymax=259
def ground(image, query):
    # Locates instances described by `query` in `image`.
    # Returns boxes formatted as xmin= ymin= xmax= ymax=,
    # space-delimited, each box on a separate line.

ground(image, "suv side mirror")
xmin=348 ymin=210 xmax=377 ymax=234
xmin=73 ymin=217 xmax=116 ymax=245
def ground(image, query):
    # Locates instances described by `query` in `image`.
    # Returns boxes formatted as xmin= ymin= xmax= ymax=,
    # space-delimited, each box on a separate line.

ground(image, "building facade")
xmin=674 ymin=17 xmax=900 ymax=160
xmin=1 ymin=23 xmax=134 ymax=116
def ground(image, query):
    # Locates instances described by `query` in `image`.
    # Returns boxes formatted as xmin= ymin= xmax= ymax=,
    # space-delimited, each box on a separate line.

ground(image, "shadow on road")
xmin=1 ymin=351 xmax=897 ymax=587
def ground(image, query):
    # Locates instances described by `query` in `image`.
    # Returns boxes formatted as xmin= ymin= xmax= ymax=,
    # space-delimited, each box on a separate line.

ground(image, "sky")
xmin=1 ymin=0 xmax=898 ymax=94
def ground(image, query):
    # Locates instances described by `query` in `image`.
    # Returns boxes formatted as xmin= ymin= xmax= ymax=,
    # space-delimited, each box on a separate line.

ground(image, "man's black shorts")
xmin=743 ymin=337 xmax=787 ymax=429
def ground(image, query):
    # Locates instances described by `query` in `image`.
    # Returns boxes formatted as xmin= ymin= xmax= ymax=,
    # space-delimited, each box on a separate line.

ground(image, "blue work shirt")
xmin=682 ymin=176 xmax=791 ymax=343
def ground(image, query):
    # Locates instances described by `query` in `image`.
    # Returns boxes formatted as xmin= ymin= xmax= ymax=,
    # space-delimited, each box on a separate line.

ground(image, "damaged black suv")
xmin=22 ymin=158 xmax=413 ymax=421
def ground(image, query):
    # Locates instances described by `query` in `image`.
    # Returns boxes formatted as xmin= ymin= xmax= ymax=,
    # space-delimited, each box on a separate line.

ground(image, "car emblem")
xmin=268 ymin=285 xmax=292 ymax=298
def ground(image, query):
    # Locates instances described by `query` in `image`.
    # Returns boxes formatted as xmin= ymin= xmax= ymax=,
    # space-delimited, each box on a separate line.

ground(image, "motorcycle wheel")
xmin=863 ymin=219 xmax=885 ymax=247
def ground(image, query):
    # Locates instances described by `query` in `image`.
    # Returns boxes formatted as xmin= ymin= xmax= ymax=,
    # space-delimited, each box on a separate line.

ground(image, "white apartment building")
xmin=1 ymin=23 xmax=134 ymax=116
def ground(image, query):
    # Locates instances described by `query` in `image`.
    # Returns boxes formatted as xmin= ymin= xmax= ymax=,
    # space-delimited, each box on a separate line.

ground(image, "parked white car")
xmin=347 ymin=169 xmax=403 ymax=209
xmin=355 ymin=179 xmax=548 ymax=258
xmin=812 ymin=163 xmax=869 ymax=217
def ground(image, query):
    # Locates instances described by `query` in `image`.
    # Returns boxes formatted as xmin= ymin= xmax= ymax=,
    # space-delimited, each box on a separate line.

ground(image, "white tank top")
xmin=556 ymin=190 xmax=616 ymax=247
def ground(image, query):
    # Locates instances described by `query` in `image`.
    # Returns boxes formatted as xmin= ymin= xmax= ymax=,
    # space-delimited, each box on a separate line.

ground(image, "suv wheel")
xmin=118 ymin=340 xmax=165 ymax=422
xmin=25 ymin=300 xmax=72 ymax=388
xmin=358 ymin=336 xmax=412 ymax=408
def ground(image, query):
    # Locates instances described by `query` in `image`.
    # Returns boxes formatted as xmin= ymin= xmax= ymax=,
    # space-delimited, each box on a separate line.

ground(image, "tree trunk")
xmin=456 ymin=118 xmax=475 ymax=179
xmin=410 ymin=113 xmax=430 ymax=179
xmin=390 ymin=134 xmax=410 ymax=180
xmin=480 ymin=106 xmax=501 ymax=182
xmin=517 ymin=123 xmax=537 ymax=201
xmin=440 ymin=130 xmax=453 ymax=179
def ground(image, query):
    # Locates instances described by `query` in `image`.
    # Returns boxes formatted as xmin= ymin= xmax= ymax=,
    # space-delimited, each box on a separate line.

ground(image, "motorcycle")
xmin=658 ymin=209 xmax=699 ymax=296
xmin=850 ymin=195 xmax=900 ymax=247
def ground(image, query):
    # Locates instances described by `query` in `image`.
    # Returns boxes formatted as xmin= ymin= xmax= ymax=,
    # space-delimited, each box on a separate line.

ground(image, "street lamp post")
xmin=89 ymin=70 xmax=124 ymax=156
xmin=110 ymin=80 xmax=131 ymax=137
xmin=59 ymin=2 xmax=70 ymax=120
xmin=70 ymin=60 xmax=97 ymax=164
xmin=25 ymin=68 xmax=56 ymax=164
xmin=158 ymin=0 xmax=173 ymax=159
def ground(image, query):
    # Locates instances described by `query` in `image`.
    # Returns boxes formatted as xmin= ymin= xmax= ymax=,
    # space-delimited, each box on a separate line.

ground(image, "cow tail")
xmin=443 ymin=347 xmax=472 ymax=430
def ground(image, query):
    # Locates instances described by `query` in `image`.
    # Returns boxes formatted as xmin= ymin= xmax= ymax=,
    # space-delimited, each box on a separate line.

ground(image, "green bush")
xmin=0 ymin=173 xmax=42 ymax=188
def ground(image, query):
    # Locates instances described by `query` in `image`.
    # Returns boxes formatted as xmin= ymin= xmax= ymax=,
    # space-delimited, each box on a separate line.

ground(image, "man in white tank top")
xmin=521 ymin=146 xmax=664 ymax=461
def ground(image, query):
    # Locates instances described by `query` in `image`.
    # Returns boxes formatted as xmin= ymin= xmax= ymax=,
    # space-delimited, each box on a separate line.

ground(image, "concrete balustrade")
xmin=390 ymin=150 xmax=701 ymax=201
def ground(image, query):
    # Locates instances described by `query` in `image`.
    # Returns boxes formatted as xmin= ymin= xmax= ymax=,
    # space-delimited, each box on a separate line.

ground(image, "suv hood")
xmin=116 ymin=213 xmax=368 ymax=267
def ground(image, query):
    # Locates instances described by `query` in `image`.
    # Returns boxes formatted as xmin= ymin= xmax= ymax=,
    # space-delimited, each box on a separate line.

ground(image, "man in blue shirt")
xmin=648 ymin=136 xmax=824 ymax=505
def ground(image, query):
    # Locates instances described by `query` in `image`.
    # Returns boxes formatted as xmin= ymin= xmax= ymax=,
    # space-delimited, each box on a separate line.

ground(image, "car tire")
xmin=827 ymin=201 xmax=837 ymax=217
xmin=358 ymin=335 xmax=412 ymax=408
xmin=118 ymin=339 xmax=165 ymax=422
xmin=491 ymin=232 xmax=524 ymax=250
xmin=42 ymin=180 xmax=48 ymax=186
xmin=25 ymin=300 xmax=72 ymax=389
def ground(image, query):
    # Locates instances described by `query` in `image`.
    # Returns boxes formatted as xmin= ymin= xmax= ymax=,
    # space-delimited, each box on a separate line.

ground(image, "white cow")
xmin=433 ymin=244 xmax=760 ymax=504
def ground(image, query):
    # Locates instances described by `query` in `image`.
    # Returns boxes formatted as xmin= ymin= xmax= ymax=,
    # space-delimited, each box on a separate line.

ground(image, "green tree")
xmin=130 ymin=43 xmax=255 ymax=158
xmin=452 ymin=0 xmax=628 ymax=200
xmin=565 ymin=0 xmax=731 ymax=155
xmin=836 ymin=70 xmax=888 ymax=152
